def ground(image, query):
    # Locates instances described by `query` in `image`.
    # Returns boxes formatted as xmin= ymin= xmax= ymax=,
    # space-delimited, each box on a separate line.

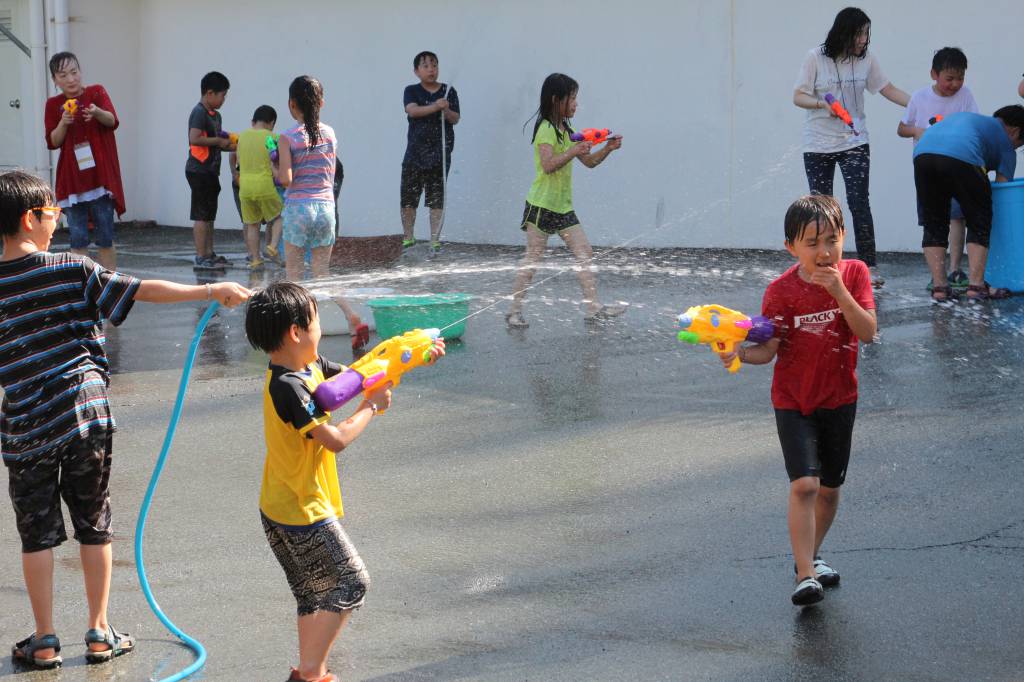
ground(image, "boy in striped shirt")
xmin=0 ymin=170 xmax=249 ymax=669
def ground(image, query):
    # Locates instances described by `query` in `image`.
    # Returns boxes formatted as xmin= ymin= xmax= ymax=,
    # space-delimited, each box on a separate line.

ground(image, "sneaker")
xmin=813 ymin=557 xmax=840 ymax=586
xmin=791 ymin=576 xmax=824 ymax=606
xmin=869 ymin=266 xmax=885 ymax=288
xmin=583 ymin=304 xmax=627 ymax=321
xmin=402 ymin=238 xmax=417 ymax=249
xmin=505 ymin=312 xmax=529 ymax=329
xmin=193 ymin=256 xmax=223 ymax=270
xmin=948 ymin=269 xmax=969 ymax=291
xmin=211 ymin=252 xmax=230 ymax=265
xmin=430 ymin=241 xmax=442 ymax=254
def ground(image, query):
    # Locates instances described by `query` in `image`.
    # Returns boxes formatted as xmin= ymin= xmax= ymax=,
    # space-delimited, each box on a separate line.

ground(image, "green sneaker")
xmin=430 ymin=241 xmax=442 ymax=254
xmin=948 ymin=269 xmax=969 ymax=291
xmin=402 ymin=238 xmax=416 ymax=248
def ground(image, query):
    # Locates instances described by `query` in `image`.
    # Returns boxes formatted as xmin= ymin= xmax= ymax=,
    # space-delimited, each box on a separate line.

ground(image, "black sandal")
xmin=85 ymin=625 xmax=135 ymax=664
xmin=967 ymin=281 xmax=1012 ymax=302
xmin=11 ymin=632 xmax=62 ymax=669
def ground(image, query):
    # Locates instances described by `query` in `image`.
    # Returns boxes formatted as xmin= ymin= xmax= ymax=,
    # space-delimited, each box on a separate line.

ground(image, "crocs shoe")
xmin=791 ymin=576 xmax=824 ymax=606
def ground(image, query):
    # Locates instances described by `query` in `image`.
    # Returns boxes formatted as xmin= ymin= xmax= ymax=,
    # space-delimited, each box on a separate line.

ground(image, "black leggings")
xmin=803 ymin=145 xmax=876 ymax=267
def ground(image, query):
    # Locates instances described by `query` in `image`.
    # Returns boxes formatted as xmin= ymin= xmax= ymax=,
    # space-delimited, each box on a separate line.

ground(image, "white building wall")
xmin=62 ymin=0 xmax=1024 ymax=251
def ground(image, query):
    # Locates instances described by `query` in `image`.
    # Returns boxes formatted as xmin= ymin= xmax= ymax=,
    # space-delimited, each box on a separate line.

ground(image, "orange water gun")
xmin=676 ymin=304 xmax=776 ymax=373
xmin=569 ymin=128 xmax=618 ymax=145
xmin=62 ymin=99 xmax=77 ymax=116
xmin=217 ymin=130 xmax=239 ymax=146
xmin=823 ymin=94 xmax=859 ymax=136
xmin=929 ymin=115 xmax=943 ymax=125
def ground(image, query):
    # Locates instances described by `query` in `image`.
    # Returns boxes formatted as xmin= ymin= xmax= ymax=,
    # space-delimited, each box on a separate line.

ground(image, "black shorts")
xmin=186 ymin=171 xmax=221 ymax=222
xmin=262 ymin=514 xmax=370 ymax=616
xmin=775 ymin=402 xmax=856 ymax=488
xmin=400 ymin=164 xmax=446 ymax=209
xmin=5 ymin=430 xmax=114 ymax=552
xmin=914 ymin=153 xmax=992 ymax=249
xmin=521 ymin=202 xmax=581 ymax=235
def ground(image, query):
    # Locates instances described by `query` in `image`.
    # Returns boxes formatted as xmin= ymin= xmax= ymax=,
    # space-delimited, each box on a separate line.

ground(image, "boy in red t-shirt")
xmin=719 ymin=194 xmax=877 ymax=607
xmin=44 ymin=52 xmax=125 ymax=270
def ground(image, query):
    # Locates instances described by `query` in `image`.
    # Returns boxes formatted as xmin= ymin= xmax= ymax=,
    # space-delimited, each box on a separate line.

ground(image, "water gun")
xmin=929 ymin=115 xmax=943 ymax=125
xmin=569 ymin=128 xmax=617 ymax=145
xmin=676 ymin=304 xmax=775 ymax=373
xmin=312 ymin=328 xmax=443 ymax=413
xmin=823 ymin=94 xmax=859 ymax=136
xmin=217 ymin=130 xmax=239 ymax=146
xmin=62 ymin=99 xmax=77 ymax=116
xmin=265 ymin=134 xmax=280 ymax=162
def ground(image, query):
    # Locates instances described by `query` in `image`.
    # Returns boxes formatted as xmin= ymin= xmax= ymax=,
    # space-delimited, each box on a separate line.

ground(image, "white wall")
xmin=65 ymin=0 xmax=1024 ymax=251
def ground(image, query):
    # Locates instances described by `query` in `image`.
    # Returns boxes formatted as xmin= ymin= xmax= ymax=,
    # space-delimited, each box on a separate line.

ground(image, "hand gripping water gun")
xmin=676 ymin=304 xmax=775 ymax=373
xmin=62 ymin=98 xmax=77 ymax=116
xmin=569 ymin=128 xmax=617 ymax=145
xmin=823 ymin=93 xmax=859 ymax=136
xmin=929 ymin=115 xmax=943 ymax=125
xmin=265 ymin=134 xmax=280 ymax=162
xmin=312 ymin=328 xmax=443 ymax=413
xmin=217 ymin=130 xmax=239 ymax=146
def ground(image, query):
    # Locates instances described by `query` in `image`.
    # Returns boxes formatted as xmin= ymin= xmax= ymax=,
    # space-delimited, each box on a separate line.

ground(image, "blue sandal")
xmin=85 ymin=625 xmax=135 ymax=664
xmin=11 ymin=632 xmax=62 ymax=669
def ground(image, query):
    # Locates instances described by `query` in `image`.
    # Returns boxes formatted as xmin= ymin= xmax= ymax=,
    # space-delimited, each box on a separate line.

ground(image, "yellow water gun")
xmin=313 ymin=328 xmax=443 ymax=413
xmin=62 ymin=99 xmax=77 ymax=116
xmin=676 ymin=304 xmax=775 ymax=373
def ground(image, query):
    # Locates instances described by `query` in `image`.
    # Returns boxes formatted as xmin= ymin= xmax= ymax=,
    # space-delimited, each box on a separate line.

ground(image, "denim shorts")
xmin=282 ymin=200 xmax=336 ymax=249
xmin=66 ymin=195 xmax=116 ymax=249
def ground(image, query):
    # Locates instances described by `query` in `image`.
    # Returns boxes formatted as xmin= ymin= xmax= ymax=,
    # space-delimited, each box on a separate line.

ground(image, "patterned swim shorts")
xmin=261 ymin=514 xmax=370 ymax=616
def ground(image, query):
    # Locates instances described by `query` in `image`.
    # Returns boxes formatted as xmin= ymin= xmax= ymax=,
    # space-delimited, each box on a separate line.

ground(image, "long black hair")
xmin=821 ymin=7 xmax=871 ymax=60
xmin=524 ymin=73 xmax=578 ymax=144
xmin=289 ymin=75 xmax=324 ymax=147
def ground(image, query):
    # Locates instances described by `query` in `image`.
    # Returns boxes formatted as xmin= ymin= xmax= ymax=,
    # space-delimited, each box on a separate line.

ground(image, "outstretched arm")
xmin=135 ymin=280 xmax=250 ymax=307
xmin=880 ymin=83 xmax=910 ymax=108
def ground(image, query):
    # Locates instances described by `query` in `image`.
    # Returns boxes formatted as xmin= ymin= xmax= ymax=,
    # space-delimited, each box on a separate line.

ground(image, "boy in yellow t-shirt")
xmin=236 ymin=105 xmax=283 ymax=269
xmin=244 ymin=281 xmax=443 ymax=682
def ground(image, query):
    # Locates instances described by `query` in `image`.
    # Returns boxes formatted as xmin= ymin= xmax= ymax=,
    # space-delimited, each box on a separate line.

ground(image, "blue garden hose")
xmin=134 ymin=301 xmax=219 ymax=681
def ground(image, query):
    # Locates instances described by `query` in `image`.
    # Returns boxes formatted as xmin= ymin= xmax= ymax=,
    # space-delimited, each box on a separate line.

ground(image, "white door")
xmin=0 ymin=0 xmax=26 ymax=168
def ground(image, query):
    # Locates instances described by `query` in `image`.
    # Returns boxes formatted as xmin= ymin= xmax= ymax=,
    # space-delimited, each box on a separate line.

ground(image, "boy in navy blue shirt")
xmin=914 ymin=105 xmax=1024 ymax=302
xmin=400 ymin=51 xmax=460 ymax=253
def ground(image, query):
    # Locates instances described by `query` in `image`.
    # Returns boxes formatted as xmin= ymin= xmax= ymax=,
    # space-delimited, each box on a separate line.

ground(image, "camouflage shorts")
xmin=5 ymin=430 xmax=113 ymax=552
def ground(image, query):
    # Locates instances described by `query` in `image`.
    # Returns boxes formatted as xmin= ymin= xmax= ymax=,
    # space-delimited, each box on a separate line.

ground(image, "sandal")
xmin=966 ymin=281 xmax=1012 ymax=303
xmin=930 ymin=285 xmax=957 ymax=303
xmin=583 ymin=304 xmax=627 ymax=321
xmin=287 ymin=668 xmax=339 ymax=682
xmin=84 ymin=625 xmax=135 ymax=664
xmin=505 ymin=312 xmax=529 ymax=329
xmin=11 ymin=632 xmax=62 ymax=669
xmin=351 ymin=323 xmax=370 ymax=351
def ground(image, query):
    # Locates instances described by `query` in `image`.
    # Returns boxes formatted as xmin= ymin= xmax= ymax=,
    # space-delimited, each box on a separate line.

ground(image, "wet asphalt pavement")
xmin=1 ymin=227 xmax=1022 ymax=681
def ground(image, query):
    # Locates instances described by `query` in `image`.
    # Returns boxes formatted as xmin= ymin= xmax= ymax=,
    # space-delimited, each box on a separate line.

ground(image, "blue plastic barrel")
xmin=986 ymin=178 xmax=1024 ymax=292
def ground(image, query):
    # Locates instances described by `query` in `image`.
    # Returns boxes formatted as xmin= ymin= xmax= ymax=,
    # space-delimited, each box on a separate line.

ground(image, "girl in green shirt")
xmin=506 ymin=73 xmax=625 ymax=328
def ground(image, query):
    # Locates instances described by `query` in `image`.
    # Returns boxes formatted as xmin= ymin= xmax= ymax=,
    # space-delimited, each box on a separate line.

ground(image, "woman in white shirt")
xmin=793 ymin=7 xmax=909 ymax=287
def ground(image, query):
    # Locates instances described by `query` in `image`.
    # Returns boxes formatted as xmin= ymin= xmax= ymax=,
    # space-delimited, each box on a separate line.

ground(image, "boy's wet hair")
xmin=994 ymin=104 xmax=1024 ymax=135
xmin=821 ymin=7 xmax=870 ymax=60
xmin=0 ymin=170 xmax=55 ymax=238
xmin=245 ymin=282 xmax=319 ymax=354
xmin=48 ymin=51 xmax=79 ymax=78
xmin=932 ymin=47 xmax=967 ymax=74
xmin=784 ymin=194 xmax=846 ymax=244
xmin=201 ymin=71 xmax=230 ymax=95
xmin=252 ymin=105 xmax=277 ymax=125
xmin=413 ymin=51 xmax=438 ymax=69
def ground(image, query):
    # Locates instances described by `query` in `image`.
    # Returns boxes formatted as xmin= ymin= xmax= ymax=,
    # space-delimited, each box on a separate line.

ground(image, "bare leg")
xmin=948 ymin=219 xmax=966 ymax=273
xmin=559 ymin=225 xmax=599 ymax=314
xmin=966 ymin=242 xmax=989 ymax=288
xmin=244 ymin=224 xmax=262 ymax=262
xmin=97 ymin=247 xmax=117 ymax=270
xmin=812 ymin=486 xmax=840 ymax=557
xmin=296 ymin=609 xmax=351 ymax=681
xmin=508 ymin=226 xmax=550 ymax=317
xmin=924 ymin=246 xmax=949 ymax=289
xmin=22 ymin=549 xmax=57 ymax=659
xmin=285 ymin=242 xmax=306 ymax=282
xmin=268 ymin=216 xmax=282 ymax=252
xmin=429 ymin=208 xmax=444 ymax=244
xmin=81 ymin=543 xmax=112 ymax=651
xmin=788 ymin=476 xmax=819 ymax=579
xmin=193 ymin=220 xmax=212 ymax=258
xmin=401 ymin=207 xmax=416 ymax=242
